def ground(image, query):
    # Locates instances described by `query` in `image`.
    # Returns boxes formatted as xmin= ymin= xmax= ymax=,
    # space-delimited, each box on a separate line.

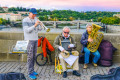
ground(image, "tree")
xmin=0 ymin=19 xmax=2 ymax=24
xmin=69 ymin=17 xmax=74 ymax=21
xmin=7 ymin=18 xmax=10 ymax=24
xmin=101 ymin=17 xmax=120 ymax=25
xmin=0 ymin=7 xmax=4 ymax=12
xmin=39 ymin=16 xmax=44 ymax=21
xmin=97 ymin=17 xmax=103 ymax=22
xmin=0 ymin=18 xmax=7 ymax=25
xmin=13 ymin=11 xmax=18 ymax=14
xmin=44 ymin=15 xmax=48 ymax=21
xmin=1 ymin=19 xmax=6 ymax=25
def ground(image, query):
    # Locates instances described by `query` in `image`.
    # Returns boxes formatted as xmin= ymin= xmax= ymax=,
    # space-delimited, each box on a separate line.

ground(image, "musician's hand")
xmin=34 ymin=21 xmax=40 ymax=27
xmin=68 ymin=44 xmax=74 ymax=48
xmin=88 ymin=38 xmax=93 ymax=42
xmin=61 ymin=50 xmax=65 ymax=53
xmin=39 ymin=21 xmax=43 ymax=26
xmin=68 ymin=46 xmax=70 ymax=48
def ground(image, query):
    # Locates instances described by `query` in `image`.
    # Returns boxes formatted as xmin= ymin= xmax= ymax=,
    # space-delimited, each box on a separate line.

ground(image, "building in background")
xmin=10 ymin=14 xmax=22 ymax=21
xmin=113 ymin=14 xmax=120 ymax=18
xmin=2 ymin=7 xmax=8 ymax=12
xmin=0 ymin=13 xmax=22 ymax=21
xmin=17 ymin=11 xmax=28 ymax=15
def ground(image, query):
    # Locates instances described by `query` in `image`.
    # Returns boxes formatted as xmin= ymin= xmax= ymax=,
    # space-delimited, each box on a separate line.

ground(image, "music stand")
xmin=9 ymin=50 xmax=27 ymax=80
xmin=9 ymin=41 xmax=28 ymax=80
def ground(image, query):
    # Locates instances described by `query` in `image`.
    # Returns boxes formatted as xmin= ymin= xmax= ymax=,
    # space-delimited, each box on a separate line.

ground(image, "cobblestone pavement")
xmin=0 ymin=62 xmax=120 ymax=80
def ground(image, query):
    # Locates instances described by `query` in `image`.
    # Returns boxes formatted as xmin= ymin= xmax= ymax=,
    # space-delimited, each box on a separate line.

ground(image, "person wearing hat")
xmin=22 ymin=8 xmax=42 ymax=79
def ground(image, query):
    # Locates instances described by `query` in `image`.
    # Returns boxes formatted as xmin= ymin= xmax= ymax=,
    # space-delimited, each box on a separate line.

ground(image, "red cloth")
xmin=38 ymin=37 xmax=54 ymax=57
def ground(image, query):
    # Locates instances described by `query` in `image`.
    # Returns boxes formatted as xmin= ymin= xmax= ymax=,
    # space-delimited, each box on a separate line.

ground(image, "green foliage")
xmin=13 ymin=11 xmax=18 ymax=14
xmin=0 ymin=19 xmax=2 ymax=24
xmin=7 ymin=18 xmax=10 ymax=24
xmin=1 ymin=7 xmax=120 ymax=25
xmin=0 ymin=18 xmax=10 ymax=25
xmin=0 ymin=7 xmax=4 ymax=11
xmin=0 ymin=18 xmax=6 ymax=25
xmin=97 ymin=17 xmax=103 ymax=22
xmin=0 ymin=7 xmax=5 ymax=13
xmin=37 ymin=10 xmax=118 ymax=21
xmin=39 ymin=16 xmax=44 ymax=21
xmin=101 ymin=17 xmax=120 ymax=25
xmin=8 ymin=7 xmax=29 ymax=12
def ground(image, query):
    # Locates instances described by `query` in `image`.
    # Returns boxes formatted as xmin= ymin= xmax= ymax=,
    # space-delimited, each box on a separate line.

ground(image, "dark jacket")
xmin=80 ymin=30 xmax=89 ymax=53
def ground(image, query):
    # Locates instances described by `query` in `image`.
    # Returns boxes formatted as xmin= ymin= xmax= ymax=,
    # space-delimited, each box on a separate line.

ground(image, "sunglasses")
xmin=64 ymin=31 xmax=69 ymax=34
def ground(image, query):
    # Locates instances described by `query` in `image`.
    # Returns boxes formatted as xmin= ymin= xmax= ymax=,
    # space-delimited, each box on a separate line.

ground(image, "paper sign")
xmin=13 ymin=40 xmax=29 ymax=53
xmin=64 ymin=55 xmax=78 ymax=66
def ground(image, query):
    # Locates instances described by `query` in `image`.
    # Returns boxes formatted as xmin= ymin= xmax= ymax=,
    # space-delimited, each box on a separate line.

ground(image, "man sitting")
xmin=54 ymin=26 xmax=80 ymax=78
xmin=80 ymin=24 xmax=101 ymax=69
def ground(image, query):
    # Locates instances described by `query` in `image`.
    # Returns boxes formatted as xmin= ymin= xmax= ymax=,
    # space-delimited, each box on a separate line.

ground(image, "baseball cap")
xmin=29 ymin=8 xmax=37 ymax=14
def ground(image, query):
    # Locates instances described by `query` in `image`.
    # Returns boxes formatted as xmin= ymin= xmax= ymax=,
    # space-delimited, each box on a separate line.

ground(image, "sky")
xmin=0 ymin=0 xmax=120 ymax=12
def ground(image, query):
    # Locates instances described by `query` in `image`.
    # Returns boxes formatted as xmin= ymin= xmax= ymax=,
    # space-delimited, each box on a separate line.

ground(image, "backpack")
xmin=98 ymin=40 xmax=117 ymax=67
xmin=0 ymin=72 xmax=26 ymax=80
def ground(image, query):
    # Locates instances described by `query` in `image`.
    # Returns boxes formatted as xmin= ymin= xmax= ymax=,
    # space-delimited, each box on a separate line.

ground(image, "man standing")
xmin=22 ymin=8 xmax=42 ymax=79
xmin=54 ymin=27 xmax=80 ymax=78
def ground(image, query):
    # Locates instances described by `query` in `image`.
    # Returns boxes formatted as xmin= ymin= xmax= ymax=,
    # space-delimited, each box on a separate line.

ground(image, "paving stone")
xmin=0 ymin=62 xmax=120 ymax=80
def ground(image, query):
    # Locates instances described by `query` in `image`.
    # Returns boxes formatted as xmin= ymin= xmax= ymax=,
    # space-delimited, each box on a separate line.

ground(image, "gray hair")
xmin=63 ymin=26 xmax=70 ymax=31
xmin=86 ymin=23 xmax=92 ymax=28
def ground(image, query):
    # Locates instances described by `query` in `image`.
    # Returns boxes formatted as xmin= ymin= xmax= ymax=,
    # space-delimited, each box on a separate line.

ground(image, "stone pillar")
xmin=105 ymin=25 xmax=107 ymax=33
xmin=77 ymin=21 xmax=80 ymax=29
xmin=53 ymin=21 xmax=58 ymax=28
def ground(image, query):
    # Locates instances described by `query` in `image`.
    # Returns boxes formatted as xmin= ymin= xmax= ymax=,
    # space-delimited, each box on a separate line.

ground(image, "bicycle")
xmin=35 ymin=36 xmax=53 ymax=66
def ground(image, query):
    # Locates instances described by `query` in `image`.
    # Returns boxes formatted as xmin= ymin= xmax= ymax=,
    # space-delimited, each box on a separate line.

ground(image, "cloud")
xmin=0 ymin=0 xmax=120 ymax=11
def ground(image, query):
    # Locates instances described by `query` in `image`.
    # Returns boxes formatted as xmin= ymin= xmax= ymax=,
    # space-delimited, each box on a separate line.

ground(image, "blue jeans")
xmin=84 ymin=47 xmax=100 ymax=64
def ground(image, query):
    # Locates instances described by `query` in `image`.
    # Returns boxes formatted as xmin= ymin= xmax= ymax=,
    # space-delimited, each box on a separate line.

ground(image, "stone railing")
xmin=0 ymin=32 xmax=120 ymax=63
xmin=107 ymin=25 xmax=120 ymax=33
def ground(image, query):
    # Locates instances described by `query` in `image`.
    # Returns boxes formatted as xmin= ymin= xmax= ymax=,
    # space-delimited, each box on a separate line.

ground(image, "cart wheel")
xmin=36 ymin=53 xmax=48 ymax=66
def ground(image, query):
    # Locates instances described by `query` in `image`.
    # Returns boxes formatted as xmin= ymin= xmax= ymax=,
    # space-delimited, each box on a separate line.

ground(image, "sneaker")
xmin=29 ymin=74 xmax=37 ymax=79
xmin=83 ymin=64 xmax=88 ymax=69
xmin=92 ymin=62 xmax=97 ymax=67
xmin=63 ymin=71 xmax=67 ymax=78
xmin=33 ymin=71 xmax=38 ymax=75
xmin=73 ymin=70 xmax=81 ymax=76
